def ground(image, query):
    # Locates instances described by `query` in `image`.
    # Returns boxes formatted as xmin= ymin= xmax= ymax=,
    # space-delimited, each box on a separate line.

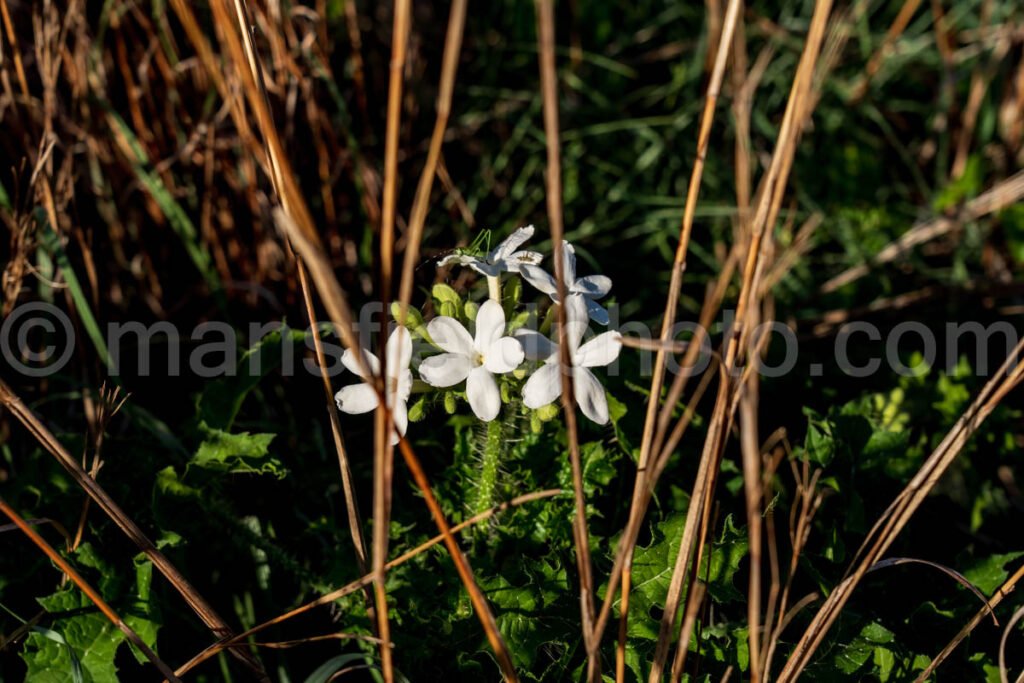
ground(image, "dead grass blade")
xmin=591 ymin=0 xmax=743 ymax=657
xmin=534 ymin=1 xmax=597 ymax=677
xmin=777 ymin=337 xmax=1024 ymax=681
xmin=0 ymin=496 xmax=182 ymax=683
xmin=822 ymin=169 xmax=1024 ymax=293
xmin=372 ymin=3 xmax=411 ymax=676
xmin=648 ymin=2 xmax=834 ymax=678
xmin=917 ymin=561 xmax=1024 ymax=681
xmin=167 ymin=489 xmax=558 ymax=680
xmin=396 ymin=0 xmax=467 ymax=323
xmin=0 ymin=379 xmax=265 ymax=678
xmin=217 ymin=0 xmax=375 ymax=636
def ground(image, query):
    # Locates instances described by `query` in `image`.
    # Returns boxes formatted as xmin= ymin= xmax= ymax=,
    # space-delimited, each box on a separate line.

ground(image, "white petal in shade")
xmin=474 ymin=300 xmax=506 ymax=354
xmin=490 ymin=225 xmax=534 ymax=262
xmin=467 ymin=366 xmax=501 ymax=421
xmin=522 ymin=362 xmax=563 ymax=409
xmin=335 ymin=382 xmax=379 ymax=414
xmin=386 ymin=327 xmax=412 ymax=375
xmin=418 ymin=353 xmax=474 ymax=387
xmin=341 ymin=347 xmax=380 ymax=379
xmin=519 ymin=264 xmax=558 ymax=296
xmin=560 ymin=241 xmax=577 ymax=284
xmin=427 ymin=316 xmax=474 ymax=355
xmin=584 ymin=298 xmax=610 ymax=326
xmin=389 ymin=399 xmax=408 ymax=445
xmin=572 ymin=274 xmax=613 ymax=298
xmin=515 ymin=329 xmax=557 ymax=362
xmin=504 ymin=251 xmax=543 ymax=272
xmin=562 ymin=294 xmax=591 ymax=351
xmin=575 ymin=331 xmax=622 ymax=368
xmin=468 ymin=260 xmax=503 ymax=278
xmin=395 ymin=369 xmax=414 ymax=402
xmin=437 ymin=253 xmax=477 ymax=269
xmin=573 ymin=367 xmax=609 ymax=425
xmin=484 ymin=336 xmax=524 ymax=374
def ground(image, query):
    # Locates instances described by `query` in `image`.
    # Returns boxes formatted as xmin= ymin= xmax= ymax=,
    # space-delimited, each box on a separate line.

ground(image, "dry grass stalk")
xmin=916 ymin=560 xmax=1024 ymax=680
xmin=275 ymin=210 xmax=519 ymax=681
xmin=167 ymin=489 xmax=558 ymax=680
xmin=396 ymin=0 xmax=467 ymax=322
xmin=534 ymin=1 xmax=597 ymax=677
xmin=778 ymin=337 xmax=1024 ymax=680
xmin=822 ymin=169 xmax=1024 ymax=293
xmin=0 ymin=496 xmax=182 ymax=682
xmin=372 ymin=3 xmax=411 ymax=676
xmin=0 ymin=378 xmax=267 ymax=678
xmin=647 ymin=2 xmax=834 ymax=678
xmin=590 ymin=0 xmax=743 ymax=658
xmin=218 ymin=0 xmax=376 ymax=641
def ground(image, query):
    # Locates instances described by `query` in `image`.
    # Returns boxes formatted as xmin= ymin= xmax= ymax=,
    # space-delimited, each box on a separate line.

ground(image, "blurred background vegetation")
xmin=2 ymin=0 xmax=1024 ymax=680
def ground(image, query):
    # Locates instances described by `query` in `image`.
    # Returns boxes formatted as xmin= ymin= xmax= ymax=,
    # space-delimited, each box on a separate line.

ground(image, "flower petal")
xmin=504 ymin=250 xmax=543 ymax=272
xmin=386 ymin=327 xmax=412 ymax=374
xmin=427 ymin=316 xmax=474 ymax=355
xmin=522 ymin=362 xmax=562 ymax=409
xmin=575 ymin=331 xmax=622 ymax=368
xmin=467 ymin=366 xmax=501 ymax=421
xmin=341 ymin=347 xmax=379 ymax=379
xmin=489 ymin=225 xmax=534 ymax=262
xmin=395 ymin=369 xmax=414 ymax=402
xmin=390 ymin=399 xmax=408 ymax=444
xmin=484 ymin=336 xmax=524 ymax=374
xmin=335 ymin=382 xmax=379 ymax=414
xmin=418 ymin=353 xmax=473 ymax=387
xmin=437 ymin=253 xmax=477 ymax=269
xmin=584 ymin=297 xmax=610 ymax=326
xmin=520 ymin=264 xmax=558 ymax=296
xmin=572 ymin=274 xmax=612 ymax=298
xmin=474 ymin=300 xmax=507 ymax=353
xmin=561 ymin=241 xmax=577 ymax=284
xmin=515 ymin=329 xmax=557 ymax=362
xmin=562 ymin=294 xmax=591 ymax=353
xmin=573 ymin=367 xmax=609 ymax=425
xmin=469 ymin=261 xmax=503 ymax=277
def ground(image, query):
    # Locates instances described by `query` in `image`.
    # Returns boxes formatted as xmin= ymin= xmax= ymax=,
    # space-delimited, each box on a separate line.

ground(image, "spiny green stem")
xmin=471 ymin=419 xmax=503 ymax=518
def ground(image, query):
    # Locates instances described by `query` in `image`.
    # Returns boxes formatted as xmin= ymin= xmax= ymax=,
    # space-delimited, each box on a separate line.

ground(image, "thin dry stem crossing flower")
xmin=534 ymin=2 xmax=598 ymax=678
xmin=591 ymin=0 xmax=743 ymax=655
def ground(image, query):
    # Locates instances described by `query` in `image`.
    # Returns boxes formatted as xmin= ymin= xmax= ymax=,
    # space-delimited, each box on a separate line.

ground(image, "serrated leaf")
xmin=191 ymin=423 xmax=285 ymax=478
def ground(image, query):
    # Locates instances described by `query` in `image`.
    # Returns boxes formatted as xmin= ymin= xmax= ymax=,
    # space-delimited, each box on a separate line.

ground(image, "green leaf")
xmin=607 ymin=513 xmax=686 ymax=641
xmin=963 ymin=552 xmax=1024 ymax=596
xmin=190 ymin=423 xmax=285 ymax=478
xmin=195 ymin=328 xmax=306 ymax=431
xmin=831 ymin=621 xmax=895 ymax=676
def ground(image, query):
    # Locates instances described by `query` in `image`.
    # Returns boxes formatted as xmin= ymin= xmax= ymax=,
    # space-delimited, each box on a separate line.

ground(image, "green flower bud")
xmin=500 ymin=380 xmax=511 ymax=404
xmin=530 ymin=411 xmax=543 ymax=434
xmin=390 ymin=302 xmax=425 ymax=330
xmin=464 ymin=301 xmax=479 ymax=322
xmin=443 ymin=391 xmax=457 ymax=415
xmin=537 ymin=403 xmax=560 ymax=422
xmin=408 ymin=397 xmax=426 ymax=422
xmin=440 ymin=301 xmax=458 ymax=319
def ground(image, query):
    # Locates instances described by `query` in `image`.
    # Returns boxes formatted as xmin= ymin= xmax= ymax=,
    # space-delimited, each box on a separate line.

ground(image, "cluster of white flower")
xmin=334 ymin=226 xmax=622 ymax=442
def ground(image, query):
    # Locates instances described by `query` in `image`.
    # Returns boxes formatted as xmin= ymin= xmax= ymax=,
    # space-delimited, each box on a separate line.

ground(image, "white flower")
xmin=437 ymin=225 xmax=542 ymax=277
xmin=335 ymin=327 xmax=413 ymax=445
xmin=520 ymin=241 xmax=613 ymax=325
xmin=419 ymin=300 xmax=525 ymax=421
xmin=517 ymin=294 xmax=622 ymax=424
